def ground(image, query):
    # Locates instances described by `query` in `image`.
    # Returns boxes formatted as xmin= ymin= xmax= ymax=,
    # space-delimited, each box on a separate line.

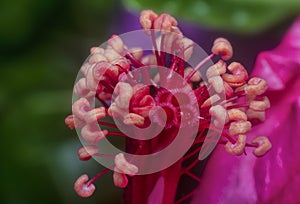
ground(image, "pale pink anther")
xmin=65 ymin=114 xmax=85 ymax=129
xmin=211 ymin=38 xmax=233 ymax=60
xmin=249 ymin=96 xmax=270 ymax=111
xmin=81 ymin=124 xmax=108 ymax=144
xmin=108 ymin=102 xmax=127 ymax=118
xmin=114 ymin=153 xmax=138 ymax=176
xmin=129 ymin=47 xmax=143 ymax=60
xmin=86 ymin=66 xmax=99 ymax=91
xmin=246 ymin=109 xmax=266 ymax=122
xmin=222 ymin=62 xmax=248 ymax=87
xmin=104 ymin=48 xmax=122 ymax=62
xmin=74 ymin=174 xmax=95 ymax=198
xmin=223 ymin=81 xmax=234 ymax=98
xmin=227 ymin=108 xmax=247 ymax=121
xmin=92 ymin=61 xmax=112 ymax=80
xmin=162 ymin=32 xmax=178 ymax=53
xmin=225 ymin=134 xmax=246 ymax=156
xmin=153 ymin=13 xmax=178 ymax=33
xmin=208 ymin=76 xmax=224 ymax=93
xmin=201 ymin=94 xmax=221 ymax=108
xmin=140 ymin=10 xmax=158 ymax=32
xmin=88 ymin=53 xmax=107 ymax=64
xmin=78 ymin=145 xmax=99 ymax=161
xmin=206 ymin=60 xmax=227 ymax=78
xmin=114 ymin=82 xmax=133 ymax=110
xmin=229 ymin=121 xmax=252 ymax=136
xmin=184 ymin=67 xmax=201 ymax=82
xmin=252 ymin=136 xmax=272 ymax=157
xmin=108 ymin=35 xmax=124 ymax=54
xmin=74 ymin=78 xmax=90 ymax=97
xmin=72 ymin=98 xmax=91 ymax=120
xmin=175 ymin=37 xmax=193 ymax=60
xmin=141 ymin=54 xmax=157 ymax=65
xmin=123 ymin=113 xmax=145 ymax=126
xmin=245 ymin=77 xmax=268 ymax=96
xmin=90 ymin=47 xmax=104 ymax=55
xmin=209 ymin=105 xmax=228 ymax=127
xmin=80 ymin=63 xmax=90 ymax=76
xmin=114 ymin=58 xmax=130 ymax=72
xmin=84 ymin=107 xmax=106 ymax=124
xmin=113 ymin=167 xmax=128 ymax=188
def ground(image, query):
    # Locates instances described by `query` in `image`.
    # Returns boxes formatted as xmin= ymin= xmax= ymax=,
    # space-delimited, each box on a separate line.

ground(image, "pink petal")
xmin=193 ymin=16 xmax=300 ymax=204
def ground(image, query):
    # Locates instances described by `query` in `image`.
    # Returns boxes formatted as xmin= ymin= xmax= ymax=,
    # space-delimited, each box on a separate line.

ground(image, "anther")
xmin=153 ymin=13 xmax=178 ymax=33
xmin=225 ymin=134 xmax=246 ymax=156
xmin=184 ymin=67 xmax=201 ymax=82
xmin=227 ymin=109 xmax=247 ymax=121
xmin=108 ymin=35 xmax=124 ymax=54
xmin=72 ymin=98 xmax=91 ymax=120
xmin=209 ymin=105 xmax=228 ymax=127
xmin=252 ymin=136 xmax=272 ymax=157
xmin=249 ymin=96 xmax=270 ymax=111
xmin=201 ymin=94 xmax=221 ymax=108
xmin=206 ymin=60 xmax=227 ymax=78
xmin=81 ymin=124 xmax=108 ymax=143
xmin=74 ymin=174 xmax=96 ymax=198
xmin=140 ymin=10 xmax=158 ymax=33
xmin=123 ymin=113 xmax=145 ymax=126
xmin=246 ymin=109 xmax=266 ymax=122
xmin=245 ymin=77 xmax=268 ymax=97
xmin=222 ymin=62 xmax=248 ymax=87
xmin=229 ymin=121 xmax=252 ymax=136
xmin=113 ymin=167 xmax=128 ymax=188
xmin=65 ymin=114 xmax=85 ymax=129
xmin=78 ymin=145 xmax=99 ymax=161
xmin=114 ymin=153 xmax=138 ymax=176
xmin=90 ymin=47 xmax=104 ymax=55
xmin=114 ymin=82 xmax=133 ymax=110
xmin=208 ymin=76 xmax=224 ymax=93
xmin=211 ymin=38 xmax=233 ymax=60
xmin=84 ymin=107 xmax=106 ymax=123
xmin=88 ymin=53 xmax=107 ymax=64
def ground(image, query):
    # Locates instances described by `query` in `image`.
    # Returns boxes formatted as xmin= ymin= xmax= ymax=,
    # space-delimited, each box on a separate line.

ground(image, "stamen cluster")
xmin=65 ymin=9 xmax=272 ymax=199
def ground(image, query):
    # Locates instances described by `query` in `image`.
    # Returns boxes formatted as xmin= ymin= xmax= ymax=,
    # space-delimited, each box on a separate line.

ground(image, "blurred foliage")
xmin=123 ymin=0 xmax=300 ymax=34
xmin=0 ymin=0 xmax=122 ymax=203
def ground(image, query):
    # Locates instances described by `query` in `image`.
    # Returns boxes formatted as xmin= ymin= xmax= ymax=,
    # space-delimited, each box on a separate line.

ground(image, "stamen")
xmin=113 ymin=167 xmax=128 ymax=188
xmin=247 ymin=109 xmax=266 ymax=122
xmin=211 ymin=37 xmax=233 ymax=60
xmin=65 ymin=114 xmax=85 ymax=129
xmin=87 ymin=167 xmax=112 ymax=186
xmin=227 ymin=109 xmax=247 ymax=121
xmin=78 ymin=145 xmax=99 ymax=161
xmin=185 ymin=53 xmax=214 ymax=82
xmin=249 ymin=96 xmax=270 ymax=111
xmin=225 ymin=134 xmax=246 ymax=156
xmin=229 ymin=121 xmax=252 ymax=136
xmin=72 ymin=98 xmax=91 ymax=120
xmin=84 ymin=107 xmax=106 ymax=123
xmin=252 ymin=136 xmax=272 ymax=157
xmin=74 ymin=174 xmax=96 ymax=198
xmin=81 ymin=124 xmax=108 ymax=143
xmin=123 ymin=113 xmax=145 ymax=126
xmin=114 ymin=153 xmax=139 ymax=176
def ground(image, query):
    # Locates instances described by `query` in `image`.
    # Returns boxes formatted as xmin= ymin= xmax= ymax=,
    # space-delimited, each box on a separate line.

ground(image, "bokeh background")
xmin=0 ymin=0 xmax=299 ymax=203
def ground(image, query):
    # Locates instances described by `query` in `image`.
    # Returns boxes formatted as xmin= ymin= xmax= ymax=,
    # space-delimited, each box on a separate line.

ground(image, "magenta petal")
xmin=193 ymin=17 xmax=300 ymax=204
xmin=252 ymin=17 xmax=300 ymax=203
xmin=252 ymin=17 xmax=300 ymax=91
